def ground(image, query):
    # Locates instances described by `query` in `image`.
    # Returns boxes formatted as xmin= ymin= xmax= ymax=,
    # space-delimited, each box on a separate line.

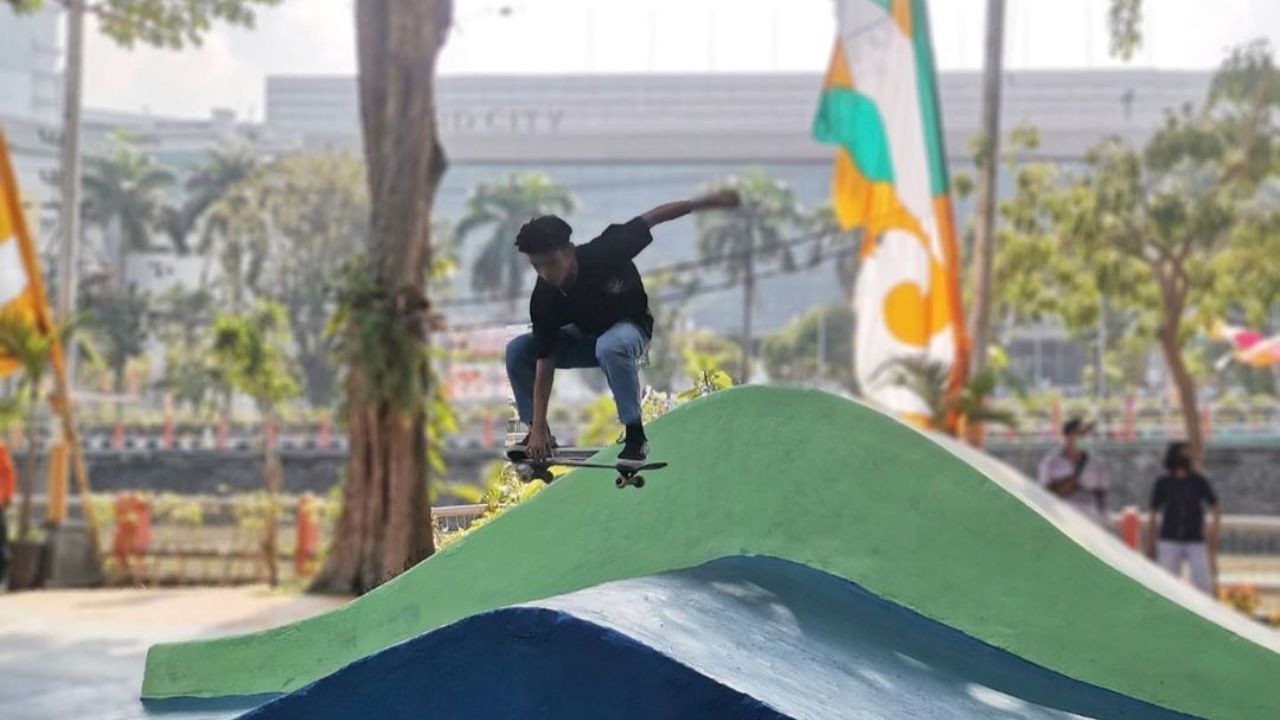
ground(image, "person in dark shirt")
xmin=505 ymin=189 xmax=741 ymax=465
xmin=1146 ymin=441 xmax=1221 ymax=594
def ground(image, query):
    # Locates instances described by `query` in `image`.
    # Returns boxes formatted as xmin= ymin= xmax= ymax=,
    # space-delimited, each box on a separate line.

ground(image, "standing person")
xmin=0 ymin=441 xmax=14 ymax=584
xmin=1037 ymin=417 xmax=1110 ymax=526
xmin=1147 ymin=441 xmax=1221 ymax=595
xmin=505 ymin=189 xmax=741 ymax=466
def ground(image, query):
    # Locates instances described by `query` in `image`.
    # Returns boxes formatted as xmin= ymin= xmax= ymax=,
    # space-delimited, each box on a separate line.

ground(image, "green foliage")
xmin=877 ymin=356 xmax=1019 ymax=431
xmin=992 ymin=42 xmax=1279 ymax=425
xmin=0 ymin=310 xmax=101 ymax=404
xmin=210 ymin=301 xmax=300 ymax=408
xmin=84 ymin=284 xmax=150 ymax=390
xmin=256 ymin=152 xmax=369 ymax=407
xmin=454 ymin=172 xmax=575 ymax=300
xmin=4 ymin=0 xmax=282 ymax=50
xmin=761 ymin=304 xmax=855 ymax=392
xmin=327 ymin=260 xmax=428 ymax=411
xmin=676 ymin=350 xmax=735 ymax=401
xmin=579 ymin=395 xmax=622 ymax=447
xmin=1107 ymin=0 xmax=1143 ymax=61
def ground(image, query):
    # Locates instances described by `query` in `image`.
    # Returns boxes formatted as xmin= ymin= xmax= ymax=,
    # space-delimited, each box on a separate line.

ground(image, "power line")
xmin=436 ymin=228 xmax=831 ymax=309
xmin=442 ymin=244 xmax=855 ymax=333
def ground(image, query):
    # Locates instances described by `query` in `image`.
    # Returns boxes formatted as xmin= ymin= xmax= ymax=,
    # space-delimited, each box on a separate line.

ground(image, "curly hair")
xmin=515 ymin=215 xmax=573 ymax=254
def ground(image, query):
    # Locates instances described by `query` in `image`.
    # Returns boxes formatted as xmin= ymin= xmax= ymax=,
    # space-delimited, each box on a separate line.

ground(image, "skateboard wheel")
xmin=633 ymin=476 xmax=645 ymax=489
xmin=615 ymin=476 xmax=626 ymax=489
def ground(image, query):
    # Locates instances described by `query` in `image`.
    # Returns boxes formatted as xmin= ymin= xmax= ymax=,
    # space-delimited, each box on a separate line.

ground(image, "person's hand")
xmin=527 ymin=424 xmax=553 ymax=461
xmin=700 ymin=189 xmax=741 ymax=210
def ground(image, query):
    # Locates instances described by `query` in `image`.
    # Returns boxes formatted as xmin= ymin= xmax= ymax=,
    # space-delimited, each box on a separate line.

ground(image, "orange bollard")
xmin=112 ymin=493 xmax=152 ymax=579
xmin=1121 ymin=506 xmax=1141 ymax=549
xmin=294 ymin=494 xmax=319 ymax=576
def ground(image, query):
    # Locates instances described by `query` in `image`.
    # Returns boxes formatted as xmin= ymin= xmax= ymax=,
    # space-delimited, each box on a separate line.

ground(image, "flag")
xmin=1213 ymin=321 xmax=1280 ymax=369
xmin=0 ymin=129 xmax=60 ymax=378
xmin=812 ymin=0 xmax=967 ymax=424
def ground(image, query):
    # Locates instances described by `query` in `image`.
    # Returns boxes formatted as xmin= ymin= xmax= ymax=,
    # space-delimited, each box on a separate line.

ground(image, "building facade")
xmin=2 ymin=67 xmax=1214 ymax=394
xmin=268 ymin=70 xmax=1209 ymax=393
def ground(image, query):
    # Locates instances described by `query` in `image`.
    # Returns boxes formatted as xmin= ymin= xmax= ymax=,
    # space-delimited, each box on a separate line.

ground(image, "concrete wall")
xmin=991 ymin=441 xmax=1280 ymax=515
xmin=41 ymin=441 xmax=1278 ymax=515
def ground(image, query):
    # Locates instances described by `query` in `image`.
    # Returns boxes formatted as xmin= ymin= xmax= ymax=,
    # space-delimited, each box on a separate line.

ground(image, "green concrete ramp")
xmin=142 ymin=386 xmax=1280 ymax=720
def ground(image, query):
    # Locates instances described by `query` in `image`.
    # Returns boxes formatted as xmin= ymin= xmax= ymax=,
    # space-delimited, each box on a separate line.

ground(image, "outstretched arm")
xmin=639 ymin=189 xmax=740 ymax=229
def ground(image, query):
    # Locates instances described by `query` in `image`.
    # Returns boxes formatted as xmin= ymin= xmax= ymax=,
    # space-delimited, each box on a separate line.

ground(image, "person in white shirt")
xmin=1038 ymin=417 xmax=1110 ymax=526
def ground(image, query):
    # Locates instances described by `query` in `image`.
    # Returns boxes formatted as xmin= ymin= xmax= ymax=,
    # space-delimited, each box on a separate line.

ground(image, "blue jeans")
xmin=506 ymin=322 xmax=649 ymax=426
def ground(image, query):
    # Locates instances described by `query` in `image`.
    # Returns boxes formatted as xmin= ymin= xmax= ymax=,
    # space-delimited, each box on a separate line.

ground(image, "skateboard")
xmin=503 ymin=447 xmax=668 ymax=489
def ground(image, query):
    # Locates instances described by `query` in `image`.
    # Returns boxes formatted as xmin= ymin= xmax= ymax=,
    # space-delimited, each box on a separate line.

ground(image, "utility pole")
xmin=966 ymin=0 xmax=1006 ymax=380
xmin=56 ymin=0 xmax=85 ymax=379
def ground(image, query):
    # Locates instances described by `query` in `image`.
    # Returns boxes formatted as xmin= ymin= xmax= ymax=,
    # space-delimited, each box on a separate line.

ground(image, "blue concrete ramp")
xmin=239 ymin=557 xmax=1199 ymax=719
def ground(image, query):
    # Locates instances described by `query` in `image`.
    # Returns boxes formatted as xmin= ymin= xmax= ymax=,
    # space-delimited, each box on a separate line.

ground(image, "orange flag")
xmin=0 ymin=128 xmax=62 ymax=378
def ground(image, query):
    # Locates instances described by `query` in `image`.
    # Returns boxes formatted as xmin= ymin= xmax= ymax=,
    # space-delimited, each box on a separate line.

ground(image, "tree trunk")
xmin=966 ymin=0 xmax=1005 ymax=380
xmin=16 ymin=388 xmax=39 ymax=541
xmin=309 ymin=0 xmax=451 ymax=595
xmin=113 ymin=361 xmax=126 ymax=422
xmin=112 ymin=214 xmax=128 ymax=294
xmin=261 ymin=404 xmax=281 ymax=587
xmin=1160 ymin=322 xmax=1204 ymax=463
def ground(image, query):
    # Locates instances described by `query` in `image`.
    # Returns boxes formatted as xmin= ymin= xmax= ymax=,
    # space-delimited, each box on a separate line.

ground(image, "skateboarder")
xmin=505 ymin=189 xmax=740 ymax=465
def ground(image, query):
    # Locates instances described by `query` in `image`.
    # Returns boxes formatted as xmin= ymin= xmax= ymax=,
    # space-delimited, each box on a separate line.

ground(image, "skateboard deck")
xmin=503 ymin=447 xmax=668 ymax=489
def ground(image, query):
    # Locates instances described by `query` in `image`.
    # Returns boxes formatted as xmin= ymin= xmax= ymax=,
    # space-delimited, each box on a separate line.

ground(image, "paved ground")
xmin=0 ymin=585 xmax=348 ymax=720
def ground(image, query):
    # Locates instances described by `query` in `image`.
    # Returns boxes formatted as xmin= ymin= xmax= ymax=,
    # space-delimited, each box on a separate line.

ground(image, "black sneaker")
xmin=618 ymin=423 xmax=648 ymax=466
xmin=618 ymin=439 xmax=649 ymax=465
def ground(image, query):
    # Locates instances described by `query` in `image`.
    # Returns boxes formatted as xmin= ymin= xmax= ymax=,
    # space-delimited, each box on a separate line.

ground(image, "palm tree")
xmin=876 ymin=357 xmax=1019 ymax=439
xmin=84 ymin=284 xmax=149 ymax=419
xmin=0 ymin=311 xmax=99 ymax=541
xmin=168 ymin=145 xmax=259 ymax=253
xmin=696 ymin=169 xmax=803 ymax=380
xmin=199 ymin=177 xmax=271 ymax=311
xmin=82 ymin=138 xmax=175 ymax=292
xmin=454 ymin=172 xmax=575 ymax=309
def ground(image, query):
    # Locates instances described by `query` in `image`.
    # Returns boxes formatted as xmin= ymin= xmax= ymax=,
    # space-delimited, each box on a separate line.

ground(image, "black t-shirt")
xmin=1150 ymin=472 xmax=1218 ymax=542
xmin=530 ymin=217 xmax=655 ymax=358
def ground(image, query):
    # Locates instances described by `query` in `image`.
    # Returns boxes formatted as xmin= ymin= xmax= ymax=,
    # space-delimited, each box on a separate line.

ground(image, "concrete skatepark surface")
xmin=140 ymin=387 xmax=1280 ymax=719
xmin=240 ymin=556 xmax=1204 ymax=719
xmin=0 ymin=586 xmax=344 ymax=720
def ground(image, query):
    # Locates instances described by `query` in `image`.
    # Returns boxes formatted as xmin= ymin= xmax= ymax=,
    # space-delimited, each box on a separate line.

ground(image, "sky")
xmin=80 ymin=0 xmax=1280 ymax=120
